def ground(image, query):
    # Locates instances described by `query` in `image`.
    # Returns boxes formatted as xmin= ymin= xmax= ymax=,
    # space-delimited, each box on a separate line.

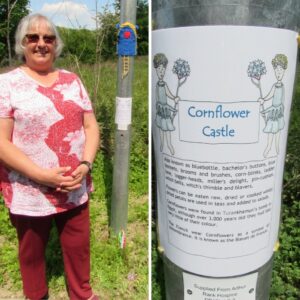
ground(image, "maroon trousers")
xmin=10 ymin=202 xmax=93 ymax=300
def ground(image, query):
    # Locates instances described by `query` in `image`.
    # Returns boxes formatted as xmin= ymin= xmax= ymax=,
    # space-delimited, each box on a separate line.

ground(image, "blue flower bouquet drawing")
xmin=172 ymin=58 xmax=191 ymax=120
xmin=247 ymin=59 xmax=267 ymax=122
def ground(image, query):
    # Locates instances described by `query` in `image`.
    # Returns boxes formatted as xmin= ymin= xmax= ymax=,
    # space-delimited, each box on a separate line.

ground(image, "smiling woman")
xmin=14 ymin=14 xmax=63 ymax=84
xmin=0 ymin=13 xmax=100 ymax=300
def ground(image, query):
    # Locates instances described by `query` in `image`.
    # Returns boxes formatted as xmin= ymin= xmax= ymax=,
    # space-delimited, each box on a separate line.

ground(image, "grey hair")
xmin=15 ymin=13 xmax=64 ymax=61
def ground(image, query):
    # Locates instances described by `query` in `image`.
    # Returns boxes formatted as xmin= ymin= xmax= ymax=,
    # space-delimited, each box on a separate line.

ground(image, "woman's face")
xmin=23 ymin=20 xmax=56 ymax=71
xmin=156 ymin=64 xmax=166 ymax=80
xmin=274 ymin=65 xmax=285 ymax=81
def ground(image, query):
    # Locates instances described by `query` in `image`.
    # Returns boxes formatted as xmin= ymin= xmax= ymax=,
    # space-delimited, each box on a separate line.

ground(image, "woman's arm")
xmin=59 ymin=112 xmax=100 ymax=189
xmin=81 ymin=112 xmax=100 ymax=164
xmin=0 ymin=118 xmax=77 ymax=188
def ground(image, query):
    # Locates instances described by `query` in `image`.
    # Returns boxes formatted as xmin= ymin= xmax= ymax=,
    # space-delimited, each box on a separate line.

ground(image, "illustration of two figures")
xmin=154 ymin=52 xmax=287 ymax=158
xmin=248 ymin=54 xmax=288 ymax=157
xmin=153 ymin=53 xmax=190 ymax=155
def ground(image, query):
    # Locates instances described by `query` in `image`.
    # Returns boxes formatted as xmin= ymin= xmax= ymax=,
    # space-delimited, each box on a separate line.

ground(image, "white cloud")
xmin=40 ymin=1 xmax=95 ymax=29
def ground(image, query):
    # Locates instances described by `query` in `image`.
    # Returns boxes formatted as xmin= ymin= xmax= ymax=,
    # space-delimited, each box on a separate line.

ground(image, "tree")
xmin=0 ymin=0 xmax=29 ymax=65
xmin=95 ymin=6 xmax=119 ymax=60
xmin=6 ymin=0 xmax=18 ymax=65
xmin=59 ymin=27 xmax=97 ymax=64
xmin=136 ymin=0 xmax=148 ymax=55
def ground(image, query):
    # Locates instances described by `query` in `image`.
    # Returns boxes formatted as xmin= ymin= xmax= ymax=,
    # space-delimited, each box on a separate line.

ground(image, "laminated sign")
xmin=152 ymin=26 xmax=298 ymax=277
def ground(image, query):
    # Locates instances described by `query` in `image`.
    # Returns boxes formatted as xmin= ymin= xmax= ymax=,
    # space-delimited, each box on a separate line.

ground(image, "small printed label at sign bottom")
xmin=183 ymin=272 xmax=258 ymax=300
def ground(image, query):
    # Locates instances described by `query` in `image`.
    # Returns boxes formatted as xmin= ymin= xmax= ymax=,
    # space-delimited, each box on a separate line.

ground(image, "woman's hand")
xmin=56 ymin=112 xmax=99 ymax=193
xmin=37 ymin=166 xmax=79 ymax=189
xmin=56 ymin=164 xmax=89 ymax=193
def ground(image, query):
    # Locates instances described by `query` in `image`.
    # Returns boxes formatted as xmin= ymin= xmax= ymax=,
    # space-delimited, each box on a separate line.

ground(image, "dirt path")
xmin=0 ymin=288 xmax=68 ymax=299
xmin=0 ymin=288 xmax=23 ymax=299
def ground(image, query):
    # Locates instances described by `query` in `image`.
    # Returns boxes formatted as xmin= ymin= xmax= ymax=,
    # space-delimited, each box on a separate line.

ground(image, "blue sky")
xmin=29 ymin=0 xmax=113 ymax=29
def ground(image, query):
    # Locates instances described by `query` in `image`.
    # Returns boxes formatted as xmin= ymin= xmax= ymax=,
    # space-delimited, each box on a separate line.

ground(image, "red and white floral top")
xmin=0 ymin=68 xmax=93 ymax=216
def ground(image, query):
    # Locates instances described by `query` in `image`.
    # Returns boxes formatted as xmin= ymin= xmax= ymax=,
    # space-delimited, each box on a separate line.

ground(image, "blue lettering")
xmin=203 ymin=126 xmax=211 ymax=136
xmin=188 ymin=105 xmax=251 ymax=119
xmin=202 ymin=125 xmax=235 ymax=137
xmin=188 ymin=106 xmax=196 ymax=117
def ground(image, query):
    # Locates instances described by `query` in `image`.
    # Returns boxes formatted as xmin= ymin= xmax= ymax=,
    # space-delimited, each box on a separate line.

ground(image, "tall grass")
xmin=0 ymin=56 xmax=148 ymax=299
xmin=270 ymin=70 xmax=300 ymax=300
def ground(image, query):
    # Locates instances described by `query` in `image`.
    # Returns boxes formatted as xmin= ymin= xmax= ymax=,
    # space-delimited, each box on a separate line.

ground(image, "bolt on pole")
xmin=111 ymin=0 xmax=137 ymax=237
xmin=152 ymin=0 xmax=300 ymax=299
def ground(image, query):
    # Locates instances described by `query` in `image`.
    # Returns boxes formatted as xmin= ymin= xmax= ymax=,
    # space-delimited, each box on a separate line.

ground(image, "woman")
xmin=0 ymin=14 xmax=99 ymax=300
xmin=259 ymin=54 xmax=287 ymax=158
xmin=153 ymin=53 xmax=179 ymax=155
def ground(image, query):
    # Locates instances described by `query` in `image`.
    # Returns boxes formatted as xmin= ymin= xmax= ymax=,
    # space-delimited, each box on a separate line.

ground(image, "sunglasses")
xmin=25 ymin=34 xmax=56 ymax=44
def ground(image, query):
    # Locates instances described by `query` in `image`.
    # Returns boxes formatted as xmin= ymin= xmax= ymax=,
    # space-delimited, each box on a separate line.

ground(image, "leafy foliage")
xmin=59 ymin=27 xmax=97 ymax=64
xmin=0 ymin=0 xmax=29 ymax=65
xmin=136 ymin=0 xmax=148 ymax=56
xmin=95 ymin=7 xmax=119 ymax=60
xmin=270 ymin=70 xmax=300 ymax=300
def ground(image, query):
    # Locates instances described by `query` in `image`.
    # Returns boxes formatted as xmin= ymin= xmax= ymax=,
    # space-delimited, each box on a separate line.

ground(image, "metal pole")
xmin=111 ymin=0 xmax=137 ymax=235
xmin=152 ymin=1 xmax=300 ymax=299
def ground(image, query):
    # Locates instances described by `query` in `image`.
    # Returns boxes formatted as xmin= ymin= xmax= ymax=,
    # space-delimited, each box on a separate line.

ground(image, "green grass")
xmin=270 ymin=70 xmax=300 ymax=300
xmin=0 ymin=57 xmax=148 ymax=299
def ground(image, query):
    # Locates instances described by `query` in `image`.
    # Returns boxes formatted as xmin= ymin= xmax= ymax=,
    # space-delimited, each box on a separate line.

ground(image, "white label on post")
xmin=115 ymin=97 xmax=132 ymax=130
xmin=183 ymin=272 xmax=258 ymax=300
xmin=152 ymin=26 xmax=298 ymax=276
